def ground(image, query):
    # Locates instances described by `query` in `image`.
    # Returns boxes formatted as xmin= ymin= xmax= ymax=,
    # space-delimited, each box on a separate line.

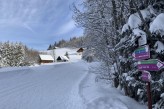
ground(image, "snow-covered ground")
xmin=0 ymin=61 xmax=87 ymax=109
xmin=0 ymin=48 xmax=146 ymax=109
xmin=80 ymin=62 xmax=146 ymax=109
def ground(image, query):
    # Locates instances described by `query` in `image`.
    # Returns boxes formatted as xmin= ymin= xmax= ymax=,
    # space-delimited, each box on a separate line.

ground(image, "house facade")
xmin=76 ymin=48 xmax=84 ymax=55
xmin=39 ymin=54 xmax=54 ymax=64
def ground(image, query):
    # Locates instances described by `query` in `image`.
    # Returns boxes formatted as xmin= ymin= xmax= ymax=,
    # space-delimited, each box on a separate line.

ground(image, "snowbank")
xmin=150 ymin=13 xmax=164 ymax=36
xmin=79 ymin=62 xmax=146 ymax=109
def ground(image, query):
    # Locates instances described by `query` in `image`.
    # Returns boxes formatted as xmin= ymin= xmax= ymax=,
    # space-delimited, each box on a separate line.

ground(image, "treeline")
xmin=47 ymin=36 xmax=86 ymax=50
xmin=0 ymin=41 xmax=39 ymax=67
xmin=73 ymin=0 xmax=164 ymax=108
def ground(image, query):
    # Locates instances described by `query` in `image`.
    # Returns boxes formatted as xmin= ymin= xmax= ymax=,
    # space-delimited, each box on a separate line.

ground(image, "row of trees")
xmin=73 ymin=0 xmax=164 ymax=108
xmin=47 ymin=36 xmax=85 ymax=50
xmin=0 ymin=42 xmax=39 ymax=67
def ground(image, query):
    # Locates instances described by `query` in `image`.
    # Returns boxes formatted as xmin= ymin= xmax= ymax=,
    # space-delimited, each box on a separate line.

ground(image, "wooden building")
xmin=56 ymin=56 xmax=69 ymax=62
xmin=77 ymin=48 xmax=84 ymax=55
xmin=39 ymin=54 xmax=54 ymax=64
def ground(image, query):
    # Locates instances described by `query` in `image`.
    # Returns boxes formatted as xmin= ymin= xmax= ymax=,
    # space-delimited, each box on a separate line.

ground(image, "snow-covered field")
xmin=0 ymin=48 xmax=146 ymax=109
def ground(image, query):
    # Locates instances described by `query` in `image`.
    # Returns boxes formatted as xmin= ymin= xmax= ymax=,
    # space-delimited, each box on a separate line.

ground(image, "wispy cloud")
xmin=22 ymin=23 xmax=35 ymax=33
xmin=0 ymin=0 xmax=83 ymax=50
xmin=56 ymin=20 xmax=76 ymax=35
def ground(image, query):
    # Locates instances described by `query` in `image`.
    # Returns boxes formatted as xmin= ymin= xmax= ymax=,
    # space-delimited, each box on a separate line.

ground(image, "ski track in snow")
xmin=0 ymin=49 xmax=146 ymax=109
xmin=0 ymin=61 xmax=87 ymax=109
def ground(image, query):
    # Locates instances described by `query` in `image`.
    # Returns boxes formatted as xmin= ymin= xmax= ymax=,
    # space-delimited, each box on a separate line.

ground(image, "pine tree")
xmin=47 ymin=44 xmax=52 ymax=50
xmin=65 ymin=51 xmax=69 ymax=59
xmin=0 ymin=41 xmax=37 ymax=67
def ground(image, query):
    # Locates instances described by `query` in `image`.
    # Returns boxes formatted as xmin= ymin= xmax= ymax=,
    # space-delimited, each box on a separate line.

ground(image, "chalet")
xmin=56 ymin=56 xmax=69 ymax=62
xmin=76 ymin=48 xmax=84 ymax=55
xmin=39 ymin=54 xmax=54 ymax=64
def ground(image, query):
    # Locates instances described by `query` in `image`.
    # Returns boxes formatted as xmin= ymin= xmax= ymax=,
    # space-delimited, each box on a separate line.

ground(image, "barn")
xmin=56 ymin=56 xmax=69 ymax=62
xmin=76 ymin=48 xmax=84 ymax=55
xmin=39 ymin=54 xmax=54 ymax=64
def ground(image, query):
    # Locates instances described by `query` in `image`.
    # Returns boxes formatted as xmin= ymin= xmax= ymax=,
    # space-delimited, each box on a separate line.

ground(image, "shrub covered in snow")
xmin=0 ymin=42 xmax=39 ymax=67
xmin=82 ymin=48 xmax=96 ymax=63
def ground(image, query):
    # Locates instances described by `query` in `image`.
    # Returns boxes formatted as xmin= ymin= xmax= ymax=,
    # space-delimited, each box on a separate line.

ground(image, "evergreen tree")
xmin=47 ymin=44 xmax=52 ymax=50
xmin=0 ymin=41 xmax=39 ymax=67
xmin=0 ymin=42 xmax=26 ymax=67
xmin=65 ymin=51 xmax=69 ymax=59
xmin=73 ymin=0 xmax=164 ymax=107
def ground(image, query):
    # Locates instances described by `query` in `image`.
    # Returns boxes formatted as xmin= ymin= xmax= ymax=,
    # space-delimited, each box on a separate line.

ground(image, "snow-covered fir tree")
xmin=0 ymin=42 xmax=39 ymax=67
xmin=73 ymin=0 xmax=164 ymax=108
xmin=0 ymin=42 xmax=25 ymax=67
xmin=65 ymin=51 xmax=69 ymax=59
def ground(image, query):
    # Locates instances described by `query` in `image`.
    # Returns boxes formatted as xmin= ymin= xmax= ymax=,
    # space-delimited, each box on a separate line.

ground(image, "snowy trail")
xmin=0 ymin=61 xmax=87 ymax=109
xmin=0 ymin=54 xmax=147 ymax=109
xmin=79 ymin=62 xmax=147 ymax=109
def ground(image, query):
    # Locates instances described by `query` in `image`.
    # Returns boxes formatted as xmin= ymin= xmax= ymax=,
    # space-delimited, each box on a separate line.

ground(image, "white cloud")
xmin=0 ymin=0 xmax=83 ymax=50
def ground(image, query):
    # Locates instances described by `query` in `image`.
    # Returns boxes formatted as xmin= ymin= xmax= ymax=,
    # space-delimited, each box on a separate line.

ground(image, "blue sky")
xmin=0 ymin=0 xmax=83 ymax=50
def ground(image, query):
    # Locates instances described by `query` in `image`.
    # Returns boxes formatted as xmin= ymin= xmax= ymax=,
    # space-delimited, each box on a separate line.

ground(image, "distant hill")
xmin=47 ymin=36 xmax=86 ymax=50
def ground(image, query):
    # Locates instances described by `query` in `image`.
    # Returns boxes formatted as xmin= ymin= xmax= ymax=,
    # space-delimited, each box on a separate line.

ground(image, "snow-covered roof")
xmin=39 ymin=54 xmax=54 ymax=61
xmin=77 ymin=48 xmax=84 ymax=52
xmin=57 ymin=56 xmax=69 ymax=61
xmin=150 ymin=13 xmax=164 ymax=36
xmin=54 ymin=46 xmax=59 ymax=49
xmin=61 ymin=56 xmax=69 ymax=61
